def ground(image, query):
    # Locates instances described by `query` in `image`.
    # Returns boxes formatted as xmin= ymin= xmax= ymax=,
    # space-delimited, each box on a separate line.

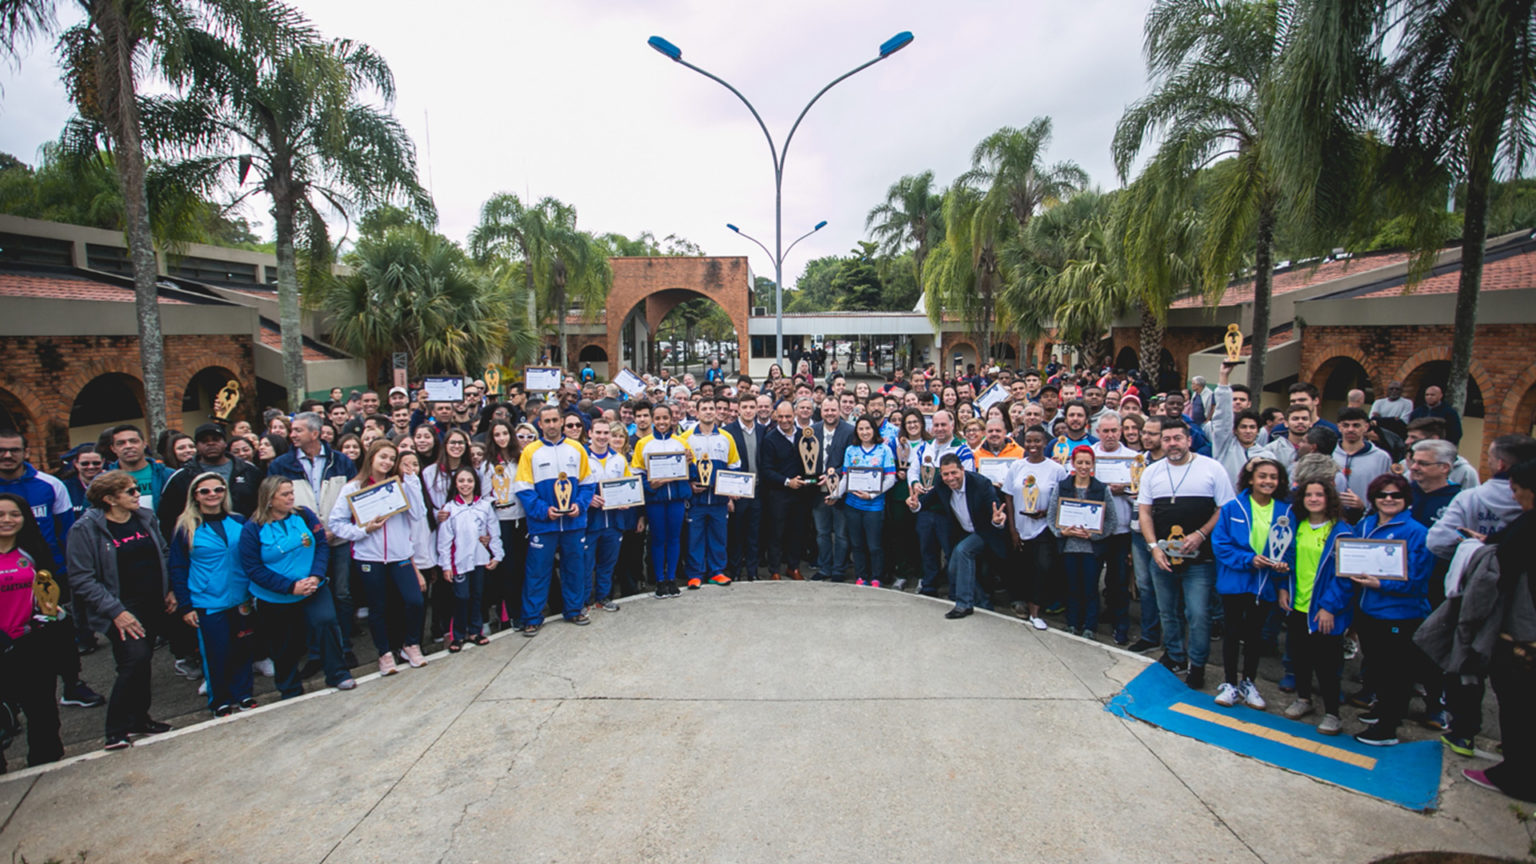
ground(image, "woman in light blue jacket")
xmin=168 ymin=473 xmax=251 ymax=716
xmin=1211 ymin=457 xmax=1292 ymax=710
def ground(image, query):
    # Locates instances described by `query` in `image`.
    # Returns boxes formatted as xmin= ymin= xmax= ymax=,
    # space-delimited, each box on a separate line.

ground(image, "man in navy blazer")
xmin=911 ymin=453 xmax=1009 ymax=618
xmin=759 ymin=399 xmax=818 ymax=579
xmin=723 ymin=392 xmax=765 ymax=581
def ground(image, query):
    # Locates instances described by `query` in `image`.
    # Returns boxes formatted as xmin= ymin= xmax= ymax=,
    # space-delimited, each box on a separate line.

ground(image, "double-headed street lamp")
xmin=648 ymin=31 xmax=914 ymax=365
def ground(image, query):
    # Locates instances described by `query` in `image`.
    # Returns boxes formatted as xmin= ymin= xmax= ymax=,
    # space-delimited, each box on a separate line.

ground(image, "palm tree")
xmin=865 ymin=170 xmax=944 ymax=289
xmin=2 ymin=0 xmax=312 ymax=437
xmin=1113 ymin=0 xmax=1291 ymax=393
xmin=1273 ymin=0 xmax=1536 ymax=414
xmin=923 ymin=181 xmax=1008 ymax=361
xmin=171 ymin=37 xmax=431 ymax=409
xmin=1114 ymin=174 xmax=1204 ymax=376
xmin=469 ymin=193 xmax=612 ymax=365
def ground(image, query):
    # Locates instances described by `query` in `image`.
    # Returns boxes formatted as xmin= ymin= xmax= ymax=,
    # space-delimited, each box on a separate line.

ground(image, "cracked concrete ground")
xmin=0 ymin=583 xmax=1528 ymax=863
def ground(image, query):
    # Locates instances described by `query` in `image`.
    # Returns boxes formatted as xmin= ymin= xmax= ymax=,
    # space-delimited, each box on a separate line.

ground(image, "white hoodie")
xmin=1426 ymin=477 xmax=1521 ymax=560
xmin=327 ymin=476 xmax=426 ymax=563
xmin=435 ymin=496 xmax=504 ymax=576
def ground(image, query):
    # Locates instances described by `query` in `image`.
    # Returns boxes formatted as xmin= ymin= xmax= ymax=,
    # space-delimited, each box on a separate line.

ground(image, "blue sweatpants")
xmin=646 ymin=500 xmax=686 ymax=584
xmin=686 ymin=502 xmax=729 ymax=580
xmin=524 ymin=529 xmax=588 ymax=625
xmin=586 ymin=526 xmax=622 ymax=602
xmin=449 ymin=565 xmax=485 ymax=643
xmin=196 ymin=605 xmax=255 ymax=712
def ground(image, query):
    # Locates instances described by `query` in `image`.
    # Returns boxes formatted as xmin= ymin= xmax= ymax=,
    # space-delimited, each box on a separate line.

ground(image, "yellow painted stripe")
xmin=1168 ymin=702 xmax=1377 ymax=770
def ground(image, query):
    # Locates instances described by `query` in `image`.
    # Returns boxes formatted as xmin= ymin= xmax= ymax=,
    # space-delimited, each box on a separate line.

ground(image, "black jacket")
xmin=156 ymin=457 xmax=265 ymax=538
xmin=809 ymin=420 xmax=856 ymax=478
xmin=917 ymin=471 xmax=1009 ymax=560
xmin=759 ymin=423 xmax=811 ymax=491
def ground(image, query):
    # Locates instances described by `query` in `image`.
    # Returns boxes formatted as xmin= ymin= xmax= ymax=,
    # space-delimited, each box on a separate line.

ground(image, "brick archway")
xmin=1496 ymin=363 xmax=1536 ymax=437
xmin=1391 ymin=346 xmax=1494 ymax=404
xmin=1303 ymin=348 xmax=1377 ymax=393
xmin=604 ymin=257 xmax=751 ymax=376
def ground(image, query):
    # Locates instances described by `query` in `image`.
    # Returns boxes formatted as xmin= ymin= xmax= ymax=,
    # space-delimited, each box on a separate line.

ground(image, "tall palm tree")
xmin=2 ymin=0 xmax=311 ymax=437
xmin=1115 ymin=173 xmax=1204 ymax=376
xmin=1113 ymin=0 xmax=1291 ymax=393
xmin=171 ymin=37 xmax=431 ymax=408
xmin=1274 ymin=0 xmax=1536 ymax=414
xmin=865 ymin=170 xmax=944 ymax=290
xmin=923 ymin=181 xmax=1009 ymax=361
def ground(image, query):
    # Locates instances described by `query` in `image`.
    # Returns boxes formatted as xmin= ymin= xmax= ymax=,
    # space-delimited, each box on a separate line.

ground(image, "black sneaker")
xmin=1186 ymin=665 xmax=1206 ymax=690
xmin=1354 ymin=725 xmax=1399 ymax=747
xmin=103 ymin=736 xmax=132 ymax=751
xmin=1347 ymin=690 xmax=1376 ymax=710
xmin=1158 ymin=654 xmax=1189 ymax=674
xmin=1127 ymin=638 xmax=1159 ymax=653
xmin=570 ymin=614 xmax=591 ymax=626
xmin=130 ymin=718 xmax=172 ymax=736
xmin=213 ymin=704 xmax=235 ymax=718
xmin=60 ymin=681 xmax=106 ymax=708
xmin=655 ymin=583 xmax=669 ymax=599
xmin=1358 ymin=711 xmax=1380 ymax=726
xmin=239 ymin=697 xmax=258 ymax=711
xmin=665 ymin=581 xmax=681 ymax=598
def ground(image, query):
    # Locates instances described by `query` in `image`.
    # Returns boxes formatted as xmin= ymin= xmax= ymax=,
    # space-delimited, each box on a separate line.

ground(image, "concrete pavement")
xmin=1 ymin=583 xmax=1527 ymax=863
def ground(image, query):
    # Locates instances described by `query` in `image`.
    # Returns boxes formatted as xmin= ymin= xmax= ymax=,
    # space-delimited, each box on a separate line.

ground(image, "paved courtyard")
xmin=1 ymin=583 xmax=1527 ymax=863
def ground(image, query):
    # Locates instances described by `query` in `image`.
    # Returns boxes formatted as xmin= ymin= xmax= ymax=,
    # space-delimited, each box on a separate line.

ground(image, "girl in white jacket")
xmin=436 ymin=467 xmax=503 ymax=651
xmin=328 ymin=440 xmax=428 ymax=676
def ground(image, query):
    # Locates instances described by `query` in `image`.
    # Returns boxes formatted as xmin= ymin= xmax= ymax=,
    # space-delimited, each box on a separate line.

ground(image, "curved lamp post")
xmin=648 ymin=31 xmax=913 ymax=365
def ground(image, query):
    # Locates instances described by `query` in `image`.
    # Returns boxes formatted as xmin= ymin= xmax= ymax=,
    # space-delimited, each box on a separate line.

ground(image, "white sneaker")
xmin=1317 ymin=713 xmax=1342 ymax=736
xmin=356 ymin=606 xmax=369 ymax=620
xmin=1214 ymin=682 xmax=1239 ymax=707
xmin=1029 ymin=616 xmax=1048 ymax=631
xmin=1284 ymin=698 xmax=1314 ymax=719
xmin=1240 ymin=679 xmax=1267 ymax=710
xmin=892 ymin=578 xmax=907 ymax=591
xmin=253 ymin=658 xmax=275 ymax=678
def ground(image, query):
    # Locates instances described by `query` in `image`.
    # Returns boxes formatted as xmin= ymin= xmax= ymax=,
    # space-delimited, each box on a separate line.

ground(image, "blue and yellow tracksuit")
xmin=585 ymin=448 xmax=635 ymax=603
xmin=515 ymin=437 xmax=595 ymax=624
xmin=631 ymin=431 xmax=690 ymax=584
xmin=681 ymin=425 xmax=740 ymax=581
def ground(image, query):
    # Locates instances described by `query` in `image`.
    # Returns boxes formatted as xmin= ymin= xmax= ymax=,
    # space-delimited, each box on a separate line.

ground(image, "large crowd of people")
xmin=0 ymin=355 xmax=1531 ymax=803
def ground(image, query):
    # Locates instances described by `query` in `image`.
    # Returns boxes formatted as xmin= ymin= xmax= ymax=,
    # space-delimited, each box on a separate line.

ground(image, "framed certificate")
xmin=646 ymin=451 xmax=689 ymax=481
xmin=846 ymin=467 xmax=884 ymax=495
xmin=1095 ymin=456 xmax=1135 ymax=485
xmin=1336 ymin=537 xmax=1409 ymax=581
xmin=975 ymin=382 xmax=1008 ymax=412
xmin=599 ymin=476 xmax=644 ymax=509
xmin=714 ymin=470 xmax=757 ymax=498
xmin=524 ymin=366 xmax=563 ymax=393
xmin=1055 ymin=497 xmax=1105 ymax=533
xmin=977 ymin=457 xmax=1012 ymax=486
xmin=347 ymin=479 xmax=409 ymax=523
xmin=422 ymin=376 xmax=463 ymax=403
xmin=614 ymin=367 xmax=647 ymax=398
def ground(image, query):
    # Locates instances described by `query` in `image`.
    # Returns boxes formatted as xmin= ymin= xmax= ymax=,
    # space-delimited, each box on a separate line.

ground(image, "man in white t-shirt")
xmin=1136 ymin=417 xmax=1236 ymax=692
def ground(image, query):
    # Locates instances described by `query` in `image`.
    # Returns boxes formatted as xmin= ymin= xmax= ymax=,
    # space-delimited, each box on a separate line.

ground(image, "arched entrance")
xmin=1401 ymin=361 xmax=1485 ymax=419
xmin=70 ymin=372 xmax=146 ymax=446
xmin=1114 ymin=346 xmax=1138 ymax=372
xmin=604 ymin=257 xmax=751 ymax=380
xmin=990 ymin=341 xmax=1017 ymax=363
xmin=1157 ymin=348 xmax=1178 ymax=393
xmin=1311 ymin=355 xmax=1373 ymax=420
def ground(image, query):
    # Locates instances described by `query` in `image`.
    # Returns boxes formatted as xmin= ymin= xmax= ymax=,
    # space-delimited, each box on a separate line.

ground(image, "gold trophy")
xmin=798 ymin=428 xmax=821 ymax=479
xmin=484 ymin=364 xmax=502 ymax=396
xmin=212 ymin=379 xmax=241 ymax=422
xmin=1224 ymin=324 xmax=1243 ymax=363
xmin=1053 ymin=435 xmax=1071 ymax=464
xmin=1129 ymin=453 xmax=1146 ymax=494
xmin=1156 ymin=525 xmax=1189 ymax=565
xmin=553 ymin=471 xmax=574 ymax=514
xmin=1021 ymin=475 xmax=1040 ymax=514
xmin=697 ymin=454 xmax=714 ymax=490
xmin=32 ymin=569 xmax=60 ymax=618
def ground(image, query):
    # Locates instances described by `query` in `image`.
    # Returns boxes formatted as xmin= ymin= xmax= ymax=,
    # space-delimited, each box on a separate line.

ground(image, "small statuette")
xmin=1156 ymin=525 xmax=1189 ymax=565
xmin=213 ymin=379 xmax=241 ymax=421
xmin=32 ymin=569 xmax=60 ymax=618
xmin=697 ymin=455 xmax=714 ymax=489
xmin=1224 ymin=324 xmax=1243 ymax=362
xmin=483 ymin=364 xmax=502 ymax=396
xmin=1053 ymin=436 xmax=1071 ymax=464
xmin=798 ymin=428 xmax=821 ymax=478
xmin=554 ymin=471 xmax=574 ymax=513
xmin=1021 ymin=475 xmax=1040 ymax=513
xmin=920 ymin=461 xmax=937 ymax=490
xmin=1129 ymin=452 xmax=1146 ymax=494
xmin=1267 ymin=515 xmax=1293 ymax=562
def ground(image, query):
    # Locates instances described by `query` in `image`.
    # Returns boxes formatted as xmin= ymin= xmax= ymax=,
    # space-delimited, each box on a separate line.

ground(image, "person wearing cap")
xmin=1119 ymin=394 xmax=1143 ymax=419
xmin=387 ymin=386 xmax=410 ymax=411
xmin=156 ymin=423 xmax=265 ymax=538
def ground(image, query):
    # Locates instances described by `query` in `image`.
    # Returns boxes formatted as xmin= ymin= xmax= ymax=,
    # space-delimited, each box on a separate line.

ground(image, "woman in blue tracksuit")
xmin=239 ymin=475 xmax=355 ymax=698
xmin=631 ymin=403 xmax=690 ymax=597
xmin=1278 ymin=479 xmax=1356 ymax=736
xmin=168 ymin=473 xmax=252 ymax=716
xmin=1347 ymin=472 xmax=1433 ymax=747
xmin=1211 ymin=456 xmax=1292 ymax=711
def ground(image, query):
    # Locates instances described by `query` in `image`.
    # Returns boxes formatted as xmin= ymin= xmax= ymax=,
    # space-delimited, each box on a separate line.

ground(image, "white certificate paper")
xmin=615 ymin=368 xmax=647 ymax=398
xmin=1336 ymin=538 xmax=1409 ymax=581
xmin=975 ymin=382 xmax=1008 ymax=412
xmin=846 ymin=467 xmax=884 ymax=495
xmin=525 ymin=366 xmax=563 ymax=393
xmin=1056 ymin=498 xmax=1105 ymax=532
xmin=599 ymin=476 xmax=644 ymax=509
xmin=714 ymin=470 xmax=757 ymax=498
xmin=347 ymin=479 xmax=409 ymax=523
xmin=422 ymin=376 xmax=463 ymax=403
xmin=646 ymin=451 xmax=689 ymax=481
xmin=1095 ymin=456 xmax=1135 ymax=485
xmin=977 ymin=457 xmax=1012 ymax=486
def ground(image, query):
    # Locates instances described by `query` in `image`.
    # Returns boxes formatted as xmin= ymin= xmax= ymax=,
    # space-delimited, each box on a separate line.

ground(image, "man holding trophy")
xmin=514 ymin=404 xmax=596 ymax=635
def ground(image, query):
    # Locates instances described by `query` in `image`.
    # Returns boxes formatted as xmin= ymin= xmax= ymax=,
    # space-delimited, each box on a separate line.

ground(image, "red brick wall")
xmin=604 ymin=257 xmax=751 ymax=372
xmin=1110 ymin=325 xmax=1223 ymax=385
xmin=0 ymin=334 xmax=256 ymax=465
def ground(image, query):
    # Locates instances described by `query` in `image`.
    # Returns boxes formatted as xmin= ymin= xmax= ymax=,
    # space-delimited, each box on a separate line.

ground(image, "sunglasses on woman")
xmin=1372 ymin=491 xmax=1405 ymax=500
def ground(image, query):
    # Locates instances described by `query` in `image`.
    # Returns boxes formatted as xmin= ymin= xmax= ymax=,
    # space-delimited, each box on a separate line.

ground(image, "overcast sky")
xmin=0 ymin=0 xmax=1153 ymax=288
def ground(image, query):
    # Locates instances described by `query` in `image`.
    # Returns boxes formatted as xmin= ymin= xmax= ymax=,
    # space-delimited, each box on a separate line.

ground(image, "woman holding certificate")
xmin=1049 ymin=446 xmax=1117 ymax=638
xmin=328 ymin=440 xmax=428 ymax=676
xmin=841 ymin=417 xmax=897 ymax=587
xmin=631 ymin=403 xmax=690 ymax=598
xmin=1211 ymin=456 xmax=1292 ymax=710
xmin=1345 ymin=473 xmax=1432 ymax=746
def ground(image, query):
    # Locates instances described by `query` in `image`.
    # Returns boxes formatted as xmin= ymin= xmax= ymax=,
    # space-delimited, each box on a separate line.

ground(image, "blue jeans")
xmin=916 ymin=509 xmax=954 ymax=595
xmin=327 ymin=541 xmax=353 ymax=640
xmin=727 ymin=497 xmax=761 ymax=579
xmin=355 ymin=560 xmax=424 ymax=655
xmin=1130 ymin=534 xmax=1163 ymax=643
xmin=1062 ymin=552 xmax=1101 ymax=632
xmin=1151 ymin=560 xmax=1215 ymax=668
xmin=449 ymin=565 xmax=485 ymax=643
xmin=845 ymin=506 xmax=884 ymax=582
xmin=811 ymin=496 xmax=848 ymax=580
xmin=525 ymin=529 xmax=588 ymax=625
xmin=686 ymin=502 xmax=729 ymax=580
xmin=645 ymin=500 xmax=686 ymax=584
xmin=586 ymin=526 xmax=622 ymax=602
xmin=948 ymin=533 xmax=992 ymax=611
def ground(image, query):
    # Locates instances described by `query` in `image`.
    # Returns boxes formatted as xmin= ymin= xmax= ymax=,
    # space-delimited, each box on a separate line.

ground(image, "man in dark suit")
xmin=911 ymin=453 xmax=1009 ymax=618
xmin=809 ymin=396 xmax=857 ymax=580
xmin=724 ymin=392 xmax=765 ymax=581
xmin=758 ymin=399 xmax=818 ymax=580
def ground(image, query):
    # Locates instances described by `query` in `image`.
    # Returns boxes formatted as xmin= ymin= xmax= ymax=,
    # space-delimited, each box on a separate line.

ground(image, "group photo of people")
xmin=0 ymin=355 xmax=1531 ymax=805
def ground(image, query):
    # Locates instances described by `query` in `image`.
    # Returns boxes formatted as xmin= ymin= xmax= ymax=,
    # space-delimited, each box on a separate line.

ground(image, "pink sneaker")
xmin=854 ymin=578 xmax=867 ymax=586
xmin=870 ymin=580 xmax=882 ymax=589
xmin=377 ymin=653 xmax=398 ymax=676
xmin=402 ymin=644 xmax=428 ymax=668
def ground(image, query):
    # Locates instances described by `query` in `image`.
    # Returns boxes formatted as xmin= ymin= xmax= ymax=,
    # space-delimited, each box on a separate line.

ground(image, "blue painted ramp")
xmin=1106 ymin=663 xmax=1442 ymax=811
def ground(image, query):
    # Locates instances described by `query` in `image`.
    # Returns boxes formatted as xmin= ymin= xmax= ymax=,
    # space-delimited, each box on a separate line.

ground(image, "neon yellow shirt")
xmin=1294 ymin=519 xmax=1332 ymax=613
xmin=1249 ymin=498 xmax=1273 ymax=557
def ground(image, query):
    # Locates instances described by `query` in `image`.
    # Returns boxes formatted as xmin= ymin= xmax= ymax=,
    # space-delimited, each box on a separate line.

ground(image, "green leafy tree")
xmin=831 ymin=241 xmax=884 ymax=311
xmin=865 ymin=170 xmax=944 ymax=290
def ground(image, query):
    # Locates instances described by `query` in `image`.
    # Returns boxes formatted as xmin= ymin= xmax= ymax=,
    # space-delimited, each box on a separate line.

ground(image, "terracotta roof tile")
xmin=1170 ymin=251 xmax=1413 ymax=309
xmin=0 ymin=272 xmax=191 ymax=304
xmin=258 ymin=325 xmax=332 ymax=362
xmin=1355 ymin=247 xmax=1536 ymax=298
